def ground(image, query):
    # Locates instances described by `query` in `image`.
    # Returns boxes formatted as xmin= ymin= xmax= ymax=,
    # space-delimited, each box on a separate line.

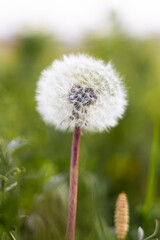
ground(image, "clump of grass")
xmin=0 ymin=138 xmax=26 ymax=240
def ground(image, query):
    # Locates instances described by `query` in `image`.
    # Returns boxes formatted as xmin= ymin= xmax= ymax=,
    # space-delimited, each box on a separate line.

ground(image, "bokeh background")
xmin=0 ymin=0 xmax=160 ymax=239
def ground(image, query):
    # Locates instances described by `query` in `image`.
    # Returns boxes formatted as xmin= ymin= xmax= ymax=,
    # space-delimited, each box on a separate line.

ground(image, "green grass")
xmin=0 ymin=30 xmax=160 ymax=239
xmin=144 ymin=120 xmax=159 ymax=218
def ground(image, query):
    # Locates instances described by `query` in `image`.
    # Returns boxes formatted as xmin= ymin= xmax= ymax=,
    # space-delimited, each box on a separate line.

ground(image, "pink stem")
xmin=66 ymin=127 xmax=81 ymax=240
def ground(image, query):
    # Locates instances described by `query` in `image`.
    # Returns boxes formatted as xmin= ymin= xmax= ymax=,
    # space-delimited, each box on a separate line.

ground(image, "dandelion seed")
xmin=115 ymin=192 xmax=129 ymax=240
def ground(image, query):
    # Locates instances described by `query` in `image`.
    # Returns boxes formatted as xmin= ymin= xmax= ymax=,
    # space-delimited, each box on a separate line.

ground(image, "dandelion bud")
xmin=115 ymin=192 xmax=129 ymax=240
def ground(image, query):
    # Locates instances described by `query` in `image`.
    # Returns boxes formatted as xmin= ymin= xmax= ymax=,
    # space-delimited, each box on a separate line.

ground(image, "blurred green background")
xmin=0 ymin=24 xmax=160 ymax=240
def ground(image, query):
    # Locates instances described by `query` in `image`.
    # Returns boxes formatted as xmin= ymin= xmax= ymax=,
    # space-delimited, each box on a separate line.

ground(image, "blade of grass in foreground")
xmin=144 ymin=120 xmax=159 ymax=218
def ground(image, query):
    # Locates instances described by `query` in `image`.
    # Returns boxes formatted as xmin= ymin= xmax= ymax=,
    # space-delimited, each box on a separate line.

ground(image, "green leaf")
xmin=43 ymin=173 xmax=66 ymax=192
xmin=6 ymin=138 xmax=27 ymax=152
xmin=1 ymin=232 xmax=10 ymax=240
xmin=6 ymin=167 xmax=25 ymax=177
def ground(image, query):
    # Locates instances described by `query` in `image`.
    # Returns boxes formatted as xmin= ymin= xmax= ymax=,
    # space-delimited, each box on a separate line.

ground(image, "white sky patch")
xmin=0 ymin=0 xmax=160 ymax=42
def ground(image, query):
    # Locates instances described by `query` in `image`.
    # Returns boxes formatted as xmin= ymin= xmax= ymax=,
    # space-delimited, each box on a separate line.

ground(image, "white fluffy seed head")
xmin=36 ymin=54 xmax=127 ymax=132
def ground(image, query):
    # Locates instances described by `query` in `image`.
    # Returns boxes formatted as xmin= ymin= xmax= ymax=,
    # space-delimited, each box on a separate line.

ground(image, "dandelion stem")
xmin=66 ymin=127 xmax=81 ymax=240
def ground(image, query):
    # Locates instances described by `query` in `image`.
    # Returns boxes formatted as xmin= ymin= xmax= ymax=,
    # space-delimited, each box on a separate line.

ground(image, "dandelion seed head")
xmin=36 ymin=54 xmax=127 ymax=132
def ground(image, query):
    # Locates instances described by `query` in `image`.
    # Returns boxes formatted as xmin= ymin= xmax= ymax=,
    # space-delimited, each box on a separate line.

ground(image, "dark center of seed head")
xmin=68 ymin=85 xmax=97 ymax=120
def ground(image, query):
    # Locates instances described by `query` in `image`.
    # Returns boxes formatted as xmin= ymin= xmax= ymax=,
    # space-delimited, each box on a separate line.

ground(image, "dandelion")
xmin=36 ymin=54 xmax=127 ymax=240
xmin=115 ymin=192 xmax=129 ymax=240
